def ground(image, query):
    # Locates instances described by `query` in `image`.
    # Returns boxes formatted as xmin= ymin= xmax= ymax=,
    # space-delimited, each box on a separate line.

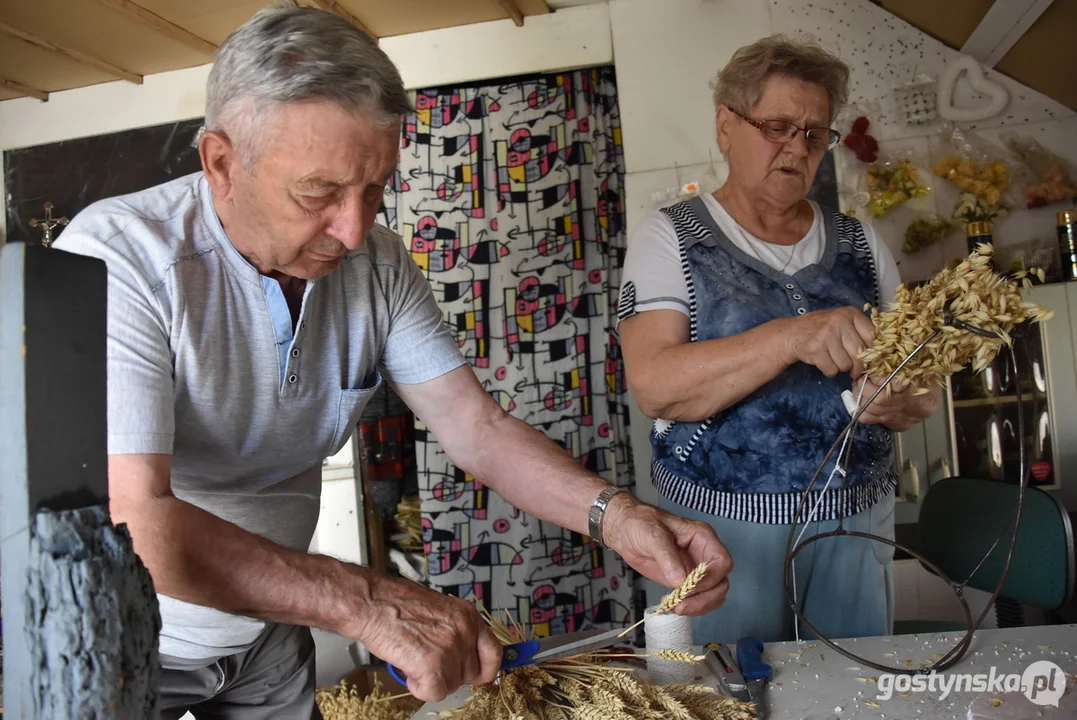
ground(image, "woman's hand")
xmin=785 ymin=306 xmax=875 ymax=378
xmin=854 ymin=376 xmax=941 ymax=431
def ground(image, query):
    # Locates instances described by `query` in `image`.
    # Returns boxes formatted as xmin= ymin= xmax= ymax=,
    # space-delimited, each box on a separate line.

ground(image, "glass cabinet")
xmin=946 ymin=320 xmax=1058 ymax=489
xmin=889 ymin=283 xmax=1076 ymax=528
xmin=942 ymin=282 xmax=1077 ymax=505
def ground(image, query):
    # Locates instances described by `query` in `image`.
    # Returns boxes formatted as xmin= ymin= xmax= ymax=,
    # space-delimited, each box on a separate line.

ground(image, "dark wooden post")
xmin=1 ymin=243 xmax=160 ymax=718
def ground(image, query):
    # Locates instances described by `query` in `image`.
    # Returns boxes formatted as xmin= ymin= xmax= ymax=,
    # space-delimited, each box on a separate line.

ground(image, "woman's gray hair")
xmin=205 ymin=3 xmax=412 ymax=165
xmin=711 ymin=35 xmax=849 ymax=123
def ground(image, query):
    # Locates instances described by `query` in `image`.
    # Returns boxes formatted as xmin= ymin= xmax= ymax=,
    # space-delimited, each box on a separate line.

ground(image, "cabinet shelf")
xmin=952 ymin=395 xmax=1021 ymax=408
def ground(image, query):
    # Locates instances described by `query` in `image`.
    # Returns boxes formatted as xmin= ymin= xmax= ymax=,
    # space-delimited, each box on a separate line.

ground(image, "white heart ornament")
xmin=938 ymin=54 xmax=1009 ymax=122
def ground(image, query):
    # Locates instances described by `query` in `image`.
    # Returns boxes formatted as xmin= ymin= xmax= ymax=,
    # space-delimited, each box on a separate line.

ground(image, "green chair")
xmin=893 ymin=476 xmax=1074 ymax=635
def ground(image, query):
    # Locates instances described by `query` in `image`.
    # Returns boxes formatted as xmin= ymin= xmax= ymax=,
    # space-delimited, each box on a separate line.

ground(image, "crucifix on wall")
xmin=29 ymin=202 xmax=69 ymax=247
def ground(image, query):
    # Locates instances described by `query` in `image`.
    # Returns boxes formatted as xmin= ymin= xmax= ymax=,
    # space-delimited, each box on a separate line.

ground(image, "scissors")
xmin=387 ymin=626 xmax=628 ymax=685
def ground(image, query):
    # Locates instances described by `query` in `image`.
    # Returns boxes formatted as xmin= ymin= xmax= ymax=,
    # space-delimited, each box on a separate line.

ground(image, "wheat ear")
xmin=656 ymin=562 xmax=708 ymax=613
xmin=650 ymin=649 xmax=706 ymax=663
xmin=618 ymin=562 xmax=708 ymax=638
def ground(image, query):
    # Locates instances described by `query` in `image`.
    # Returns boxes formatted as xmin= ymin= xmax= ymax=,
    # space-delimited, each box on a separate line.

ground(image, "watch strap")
xmin=588 ymin=485 xmax=626 ymax=548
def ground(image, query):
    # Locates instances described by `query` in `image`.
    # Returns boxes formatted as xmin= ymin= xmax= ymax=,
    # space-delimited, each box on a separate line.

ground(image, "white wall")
xmin=0 ymin=64 xmax=212 ymax=154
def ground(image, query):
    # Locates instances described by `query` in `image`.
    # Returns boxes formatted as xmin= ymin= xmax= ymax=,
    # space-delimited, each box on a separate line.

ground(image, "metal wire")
xmin=783 ymin=306 xmax=1031 ymax=675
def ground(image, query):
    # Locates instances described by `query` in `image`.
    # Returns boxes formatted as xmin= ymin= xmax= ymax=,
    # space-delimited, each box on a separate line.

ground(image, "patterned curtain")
xmin=380 ymin=67 xmax=635 ymax=636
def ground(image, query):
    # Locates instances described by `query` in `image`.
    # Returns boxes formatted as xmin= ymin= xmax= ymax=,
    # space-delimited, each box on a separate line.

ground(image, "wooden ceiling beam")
xmin=497 ymin=0 xmax=525 ymax=26
xmin=0 ymin=20 xmax=143 ymax=85
xmin=961 ymin=0 xmax=1055 ymax=67
xmin=93 ymin=0 xmax=218 ymax=56
xmin=0 ymin=77 xmax=49 ymax=102
xmin=308 ymin=0 xmax=375 ymax=37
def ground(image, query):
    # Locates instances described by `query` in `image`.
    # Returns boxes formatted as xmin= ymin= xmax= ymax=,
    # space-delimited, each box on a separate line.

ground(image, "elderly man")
xmin=54 ymin=6 xmax=731 ymax=719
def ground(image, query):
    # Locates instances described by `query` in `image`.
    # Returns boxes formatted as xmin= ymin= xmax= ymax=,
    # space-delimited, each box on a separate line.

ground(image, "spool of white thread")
xmin=643 ymin=605 xmax=695 ymax=684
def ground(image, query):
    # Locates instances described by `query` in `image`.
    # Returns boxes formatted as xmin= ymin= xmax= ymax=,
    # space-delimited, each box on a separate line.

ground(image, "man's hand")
xmin=600 ymin=494 xmax=732 ymax=616
xmin=855 ymin=376 xmax=941 ymax=431
xmin=342 ymin=573 xmax=503 ymax=702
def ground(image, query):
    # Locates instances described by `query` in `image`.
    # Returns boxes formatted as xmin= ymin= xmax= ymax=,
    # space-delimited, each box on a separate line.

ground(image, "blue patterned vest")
xmin=650 ymin=197 xmax=897 ymax=524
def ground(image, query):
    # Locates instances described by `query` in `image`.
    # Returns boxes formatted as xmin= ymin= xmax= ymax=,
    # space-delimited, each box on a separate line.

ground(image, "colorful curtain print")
xmin=379 ymin=67 xmax=635 ymax=637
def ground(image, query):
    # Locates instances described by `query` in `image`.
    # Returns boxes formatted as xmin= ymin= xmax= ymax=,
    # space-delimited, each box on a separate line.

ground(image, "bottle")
xmin=966 ymin=221 xmax=993 ymax=255
xmin=1057 ymin=209 xmax=1077 ymax=281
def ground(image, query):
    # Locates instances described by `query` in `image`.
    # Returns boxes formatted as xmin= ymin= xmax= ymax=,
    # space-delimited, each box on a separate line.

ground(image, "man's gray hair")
xmin=205 ymin=4 xmax=412 ymax=164
xmin=712 ymin=35 xmax=849 ymax=124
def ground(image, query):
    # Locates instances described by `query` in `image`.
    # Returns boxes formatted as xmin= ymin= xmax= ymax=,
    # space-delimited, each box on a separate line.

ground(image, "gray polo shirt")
xmin=54 ymin=172 xmax=465 ymax=661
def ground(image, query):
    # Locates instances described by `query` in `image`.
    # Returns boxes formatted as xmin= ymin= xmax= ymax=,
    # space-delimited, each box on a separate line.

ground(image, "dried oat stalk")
xmin=393 ymin=494 xmax=423 ymax=552
xmin=317 ymin=678 xmax=421 ymax=720
xmin=859 ymin=244 xmax=1054 ymax=392
xmin=435 ymin=602 xmax=757 ymax=720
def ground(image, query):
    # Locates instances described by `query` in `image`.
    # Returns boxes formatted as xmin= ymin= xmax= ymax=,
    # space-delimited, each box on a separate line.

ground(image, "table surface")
xmin=416 ymin=624 xmax=1077 ymax=719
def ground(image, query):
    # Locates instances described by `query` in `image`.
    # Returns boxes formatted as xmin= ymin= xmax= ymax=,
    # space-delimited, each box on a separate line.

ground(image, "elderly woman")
xmin=618 ymin=36 xmax=940 ymax=645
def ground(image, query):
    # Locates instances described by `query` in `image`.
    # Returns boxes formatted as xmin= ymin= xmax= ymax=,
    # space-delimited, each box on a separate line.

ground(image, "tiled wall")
xmin=612 ymin=0 xmax=1076 ymax=273
xmin=771 ymin=0 xmax=1077 ymax=284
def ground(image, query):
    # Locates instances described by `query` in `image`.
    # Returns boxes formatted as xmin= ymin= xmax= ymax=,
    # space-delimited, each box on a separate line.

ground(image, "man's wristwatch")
xmin=588 ymin=485 xmax=627 ymax=548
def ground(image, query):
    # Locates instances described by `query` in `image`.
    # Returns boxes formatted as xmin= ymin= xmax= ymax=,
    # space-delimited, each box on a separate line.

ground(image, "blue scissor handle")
xmin=387 ymin=662 xmax=407 ymax=685
xmin=736 ymin=636 xmax=771 ymax=681
xmin=386 ymin=639 xmax=542 ymax=685
xmin=499 ymin=640 xmax=542 ymax=670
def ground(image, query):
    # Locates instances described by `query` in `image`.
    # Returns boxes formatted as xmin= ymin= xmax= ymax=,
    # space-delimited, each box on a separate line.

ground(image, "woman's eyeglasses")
xmin=729 ymin=108 xmax=841 ymax=152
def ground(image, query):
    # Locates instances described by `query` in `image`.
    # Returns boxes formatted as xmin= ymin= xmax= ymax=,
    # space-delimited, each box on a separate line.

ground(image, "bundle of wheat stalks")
xmin=317 ymin=678 xmax=421 ymax=720
xmin=434 ymin=562 xmax=757 ymax=720
xmin=393 ymin=494 xmax=422 ymax=552
xmin=859 ymin=244 xmax=1054 ymax=392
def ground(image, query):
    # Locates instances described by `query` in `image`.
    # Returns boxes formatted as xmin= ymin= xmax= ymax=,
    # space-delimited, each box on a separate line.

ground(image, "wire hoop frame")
xmin=783 ymin=307 xmax=1032 ymax=676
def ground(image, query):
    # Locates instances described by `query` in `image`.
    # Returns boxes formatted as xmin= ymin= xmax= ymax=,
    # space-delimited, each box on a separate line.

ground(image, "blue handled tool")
xmin=736 ymin=637 xmax=772 ymax=718
xmin=735 ymin=637 xmax=771 ymax=681
xmin=387 ymin=626 xmax=627 ymax=686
